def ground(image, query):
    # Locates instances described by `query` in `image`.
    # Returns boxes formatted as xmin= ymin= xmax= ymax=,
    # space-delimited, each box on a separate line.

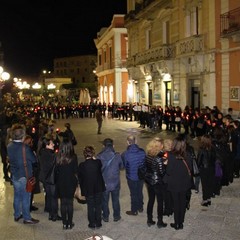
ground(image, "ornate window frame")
xmin=230 ymin=86 xmax=240 ymax=101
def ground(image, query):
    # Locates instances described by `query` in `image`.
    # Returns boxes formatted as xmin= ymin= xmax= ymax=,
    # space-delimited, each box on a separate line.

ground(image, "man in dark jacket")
xmin=7 ymin=124 xmax=39 ymax=224
xmin=121 ymin=135 xmax=146 ymax=215
xmin=97 ymin=138 xmax=124 ymax=222
xmin=78 ymin=146 xmax=106 ymax=229
xmin=57 ymin=123 xmax=77 ymax=146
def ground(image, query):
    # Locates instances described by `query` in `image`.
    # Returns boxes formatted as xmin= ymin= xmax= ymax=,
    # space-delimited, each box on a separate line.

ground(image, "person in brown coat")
xmin=95 ymin=109 xmax=103 ymax=134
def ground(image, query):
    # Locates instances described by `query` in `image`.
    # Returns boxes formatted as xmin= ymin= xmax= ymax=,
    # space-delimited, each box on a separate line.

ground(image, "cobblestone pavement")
xmin=0 ymin=117 xmax=240 ymax=240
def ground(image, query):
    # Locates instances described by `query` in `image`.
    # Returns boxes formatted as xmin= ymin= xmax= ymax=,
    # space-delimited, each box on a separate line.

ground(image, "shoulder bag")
xmin=23 ymin=144 xmax=36 ymax=192
xmin=182 ymin=158 xmax=192 ymax=177
xmin=102 ymin=153 xmax=116 ymax=173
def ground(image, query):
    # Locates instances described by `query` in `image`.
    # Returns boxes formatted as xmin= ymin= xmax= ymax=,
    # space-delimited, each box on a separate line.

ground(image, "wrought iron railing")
xmin=220 ymin=7 xmax=240 ymax=36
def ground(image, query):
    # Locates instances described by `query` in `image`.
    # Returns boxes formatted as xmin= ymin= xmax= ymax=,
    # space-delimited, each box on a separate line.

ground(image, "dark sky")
xmin=0 ymin=0 xmax=127 ymax=78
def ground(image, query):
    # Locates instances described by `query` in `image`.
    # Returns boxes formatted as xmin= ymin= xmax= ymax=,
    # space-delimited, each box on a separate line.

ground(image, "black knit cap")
xmin=103 ymin=138 xmax=113 ymax=146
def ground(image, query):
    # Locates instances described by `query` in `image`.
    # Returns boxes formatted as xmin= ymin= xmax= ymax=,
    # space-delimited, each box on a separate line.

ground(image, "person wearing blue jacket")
xmin=121 ymin=135 xmax=146 ymax=215
xmin=97 ymin=138 xmax=124 ymax=223
xmin=7 ymin=123 xmax=39 ymax=224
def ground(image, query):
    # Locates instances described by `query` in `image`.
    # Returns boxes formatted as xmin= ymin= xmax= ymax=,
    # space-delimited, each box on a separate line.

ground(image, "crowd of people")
xmin=0 ymin=102 xmax=239 ymax=232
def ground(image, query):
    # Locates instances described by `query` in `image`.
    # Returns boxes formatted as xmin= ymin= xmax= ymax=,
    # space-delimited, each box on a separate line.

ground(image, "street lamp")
xmin=0 ymin=66 xmax=10 ymax=89
xmin=0 ymin=66 xmax=10 ymax=110
xmin=32 ymin=82 xmax=42 ymax=89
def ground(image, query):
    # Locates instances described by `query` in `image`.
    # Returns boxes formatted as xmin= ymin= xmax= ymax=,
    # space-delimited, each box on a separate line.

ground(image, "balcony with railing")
xmin=175 ymin=35 xmax=204 ymax=57
xmin=127 ymin=44 xmax=174 ymax=67
xmin=96 ymin=59 xmax=127 ymax=73
xmin=221 ymin=7 xmax=240 ymax=41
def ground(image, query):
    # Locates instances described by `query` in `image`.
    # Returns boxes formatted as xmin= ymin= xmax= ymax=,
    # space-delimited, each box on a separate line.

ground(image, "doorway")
xmin=165 ymin=81 xmax=171 ymax=106
xmin=191 ymin=87 xmax=200 ymax=109
xmin=149 ymin=89 xmax=152 ymax=105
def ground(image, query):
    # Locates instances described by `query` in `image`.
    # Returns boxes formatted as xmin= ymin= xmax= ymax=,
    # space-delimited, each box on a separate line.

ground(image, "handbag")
xmin=23 ymin=144 xmax=36 ymax=193
xmin=26 ymin=176 xmax=36 ymax=192
xmin=74 ymin=184 xmax=86 ymax=204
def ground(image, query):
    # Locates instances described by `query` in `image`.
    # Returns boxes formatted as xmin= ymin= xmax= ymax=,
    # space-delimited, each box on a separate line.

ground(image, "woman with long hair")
xmin=163 ymin=134 xmax=192 ymax=230
xmin=197 ymin=134 xmax=216 ymax=206
xmin=55 ymin=140 xmax=78 ymax=229
xmin=144 ymin=137 xmax=167 ymax=228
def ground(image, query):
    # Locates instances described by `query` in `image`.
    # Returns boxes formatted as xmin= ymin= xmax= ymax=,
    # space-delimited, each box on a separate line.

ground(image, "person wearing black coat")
xmin=57 ymin=123 xmax=77 ymax=146
xmin=144 ymin=137 xmax=167 ymax=228
xmin=232 ymin=120 xmax=240 ymax=178
xmin=163 ymin=135 xmax=192 ymax=230
xmin=38 ymin=136 xmax=61 ymax=222
xmin=197 ymin=134 xmax=216 ymax=206
xmin=55 ymin=140 xmax=78 ymax=230
xmin=78 ymin=146 xmax=106 ymax=229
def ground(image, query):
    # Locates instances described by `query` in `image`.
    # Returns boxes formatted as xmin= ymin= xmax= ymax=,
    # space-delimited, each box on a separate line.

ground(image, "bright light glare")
xmin=128 ymin=82 xmax=133 ymax=98
xmin=1 ymin=72 xmax=10 ymax=81
xmin=32 ymin=83 xmax=41 ymax=89
xmin=47 ymin=83 xmax=56 ymax=89
xmin=162 ymin=73 xmax=172 ymax=81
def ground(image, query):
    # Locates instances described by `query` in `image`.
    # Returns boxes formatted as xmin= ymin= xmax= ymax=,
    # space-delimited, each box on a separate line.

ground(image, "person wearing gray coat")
xmin=97 ymin=138 xmax=124 ymax=222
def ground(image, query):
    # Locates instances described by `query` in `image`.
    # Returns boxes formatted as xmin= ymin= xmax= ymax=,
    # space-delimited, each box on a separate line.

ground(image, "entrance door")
xmin=191 ymin=87 xmax=200 ymax=109
xmin=149 ymin=89 xmax=152 ymax=105
xmin=165 ymin=81 xmax=171 ymax=106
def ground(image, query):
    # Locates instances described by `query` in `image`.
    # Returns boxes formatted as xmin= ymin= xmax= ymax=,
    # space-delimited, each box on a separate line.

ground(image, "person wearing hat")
xmin=96 ymin=138 xmax=124 ymax=222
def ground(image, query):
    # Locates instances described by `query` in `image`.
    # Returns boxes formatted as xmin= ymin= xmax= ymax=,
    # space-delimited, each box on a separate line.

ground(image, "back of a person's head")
xmin=64 ymin=123 xmax=70 ymax=129
xmin=200 ymin=134 xmax=212 ymax=149
xmin=103 ymin=138 xmax=113 ymax=147
xmin=83 ymin=145 xmax=95 ymax=158
xmin=233 ymin=120 xmax=240 ymax=129
xmin=213 ymin=126 xmax=226 ymax=143
xmin=146 ymin=137 xmax=163 ymax=157
xmin=40 ymin=135 xmax=53 ymax=149
xmin=23 ymin=135 xmax=33 ymax=146
xmin=11 ymin=124 xmax=26 ymax=140
xmin=171 ymin=135 xmax=186 ymax=157
xmin=57 ymin=140 xmax=74 ymax=164
xmin=127 ymin=135 xmax=136 ymax=145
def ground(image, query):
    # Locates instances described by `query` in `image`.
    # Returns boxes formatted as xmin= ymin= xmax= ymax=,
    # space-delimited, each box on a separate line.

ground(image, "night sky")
xmin=0 ymin=0 xmax=127 ymax=78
